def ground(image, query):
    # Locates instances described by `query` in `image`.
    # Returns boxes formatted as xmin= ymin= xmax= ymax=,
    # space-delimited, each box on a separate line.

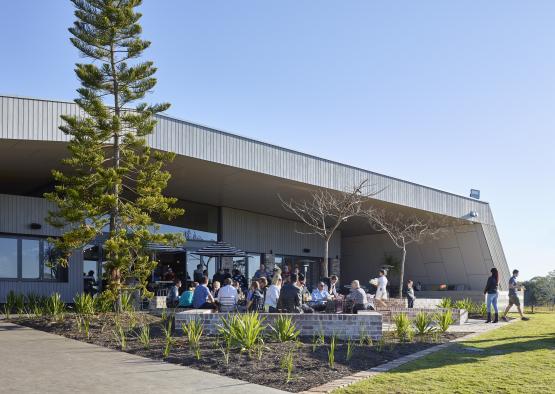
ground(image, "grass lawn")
xmin=335 ymin=312 xmax=555 ymax=394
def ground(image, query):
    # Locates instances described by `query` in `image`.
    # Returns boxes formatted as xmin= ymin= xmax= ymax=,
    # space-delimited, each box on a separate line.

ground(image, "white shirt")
xmin=378 ymin=276 xmax=388 ymax=291
xmin=264 ymin=284 xmax=280 ymax=308
xmin=217 ymin=285 xmax=238 ymax=303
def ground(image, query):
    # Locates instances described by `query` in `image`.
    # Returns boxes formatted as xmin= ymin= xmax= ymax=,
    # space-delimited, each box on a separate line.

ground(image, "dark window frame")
xmin=0 ymin=233 xmax=68 ymax=283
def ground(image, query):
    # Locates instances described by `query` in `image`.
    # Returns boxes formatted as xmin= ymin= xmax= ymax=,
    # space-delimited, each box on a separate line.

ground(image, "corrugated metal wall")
xmin=0 ymin=194 xmax=83 ymax=302
xmin=221 ymin=207 xmax=341 ymax=258
xmin=0 ymin=95 xmax=494 ymax=224
xmin=480 ymin=223 xmax=511 ymax=285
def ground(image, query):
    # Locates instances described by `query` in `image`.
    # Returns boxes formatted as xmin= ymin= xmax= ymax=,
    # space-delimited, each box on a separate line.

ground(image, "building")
xmin=0 ymin=95 xmax=510 ymax=302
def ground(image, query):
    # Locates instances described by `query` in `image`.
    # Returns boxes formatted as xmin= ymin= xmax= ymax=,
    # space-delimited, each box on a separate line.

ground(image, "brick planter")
xmin=174 ymin=310 xmax=383 ymax=340
xmin=375 ymin=307 xmax=468 ymax=325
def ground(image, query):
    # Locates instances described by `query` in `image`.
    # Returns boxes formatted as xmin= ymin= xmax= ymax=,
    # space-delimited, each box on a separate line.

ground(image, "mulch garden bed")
xmin=11 ymin=313 xmax=467 ymax=392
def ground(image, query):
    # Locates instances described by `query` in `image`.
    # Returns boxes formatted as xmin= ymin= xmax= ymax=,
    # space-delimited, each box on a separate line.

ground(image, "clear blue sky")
xmin=1 ymin=1 xmax=553 ymax=279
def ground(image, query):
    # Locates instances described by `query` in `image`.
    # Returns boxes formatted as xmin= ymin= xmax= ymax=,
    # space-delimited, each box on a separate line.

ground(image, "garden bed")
xmin=11 ymin=313 xmax=467 ymax=393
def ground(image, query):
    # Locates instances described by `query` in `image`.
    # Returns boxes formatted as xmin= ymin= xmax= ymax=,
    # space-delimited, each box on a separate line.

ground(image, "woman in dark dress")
xmin=484 ymin=268 xmax=499 ymax=323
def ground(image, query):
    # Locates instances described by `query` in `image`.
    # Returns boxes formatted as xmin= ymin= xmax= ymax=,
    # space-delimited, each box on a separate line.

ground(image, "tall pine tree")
xmin=46 ymin=0 xmax=184 ymax=303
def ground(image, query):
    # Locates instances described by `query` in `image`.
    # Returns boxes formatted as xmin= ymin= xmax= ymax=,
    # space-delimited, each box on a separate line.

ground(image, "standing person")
xmin=253 ymin=263 xmax=269 ymax=279
xmin=502 ymin=269 xmax=529 ymax=321
xmin=265 ymin=276 xmax=282 ymax=312
xmin=374 ymin=270 xmax=388 ymax=308
xmin=484 ymin=268 xmax=499 ymax=323
xmin=166 ymin=279 xmax=181 ymax=308
xmin=193 ymin=264 xmax=204 ymax=283
xmin=406 ymin=279 xmax=416 ymax=308
xmin=346 ymin=280 xmax=368 ymax=314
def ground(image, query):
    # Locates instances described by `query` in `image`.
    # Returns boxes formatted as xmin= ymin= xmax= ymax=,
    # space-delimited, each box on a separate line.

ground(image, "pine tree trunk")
xmin=398 ymin=245 xmax=406 ymax=299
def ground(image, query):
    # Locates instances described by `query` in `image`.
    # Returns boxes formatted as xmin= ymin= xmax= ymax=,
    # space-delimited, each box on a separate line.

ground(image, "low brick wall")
xmin=174 ymin=310 xmax=383 ymax=340
xmin=375 ymin=307 xmax=468 ymax=325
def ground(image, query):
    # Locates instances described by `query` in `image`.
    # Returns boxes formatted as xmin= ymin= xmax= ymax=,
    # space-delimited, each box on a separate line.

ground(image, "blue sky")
xmin=1 ymin=1 xmax=553 ymax=279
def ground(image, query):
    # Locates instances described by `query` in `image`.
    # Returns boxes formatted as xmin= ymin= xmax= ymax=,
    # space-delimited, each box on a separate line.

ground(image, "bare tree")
xmin=280 ymin=180 xmax=379 ymax=277
xmin=364 ymin=209 xmax=445 ymax=298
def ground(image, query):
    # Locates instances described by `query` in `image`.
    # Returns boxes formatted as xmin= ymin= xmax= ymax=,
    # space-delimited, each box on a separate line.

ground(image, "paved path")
xmin=0 ymin=322 xmax=285 ymax=394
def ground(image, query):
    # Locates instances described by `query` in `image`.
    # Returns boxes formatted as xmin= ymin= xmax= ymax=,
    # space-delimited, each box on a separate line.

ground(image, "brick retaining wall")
xmin=174 ymin=311 xmax=383 ymax=340
xmin=374 ymin=307 xmax=468 ymax=325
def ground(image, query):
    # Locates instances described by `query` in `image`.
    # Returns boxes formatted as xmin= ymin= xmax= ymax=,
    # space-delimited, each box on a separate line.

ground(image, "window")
xmin=21 ymin=239 xmax=40 ymax=279
xmin=0 ymin=237 xmax=18 ymax=278
xmin=0 ymin=235 xmax=67 ymax=282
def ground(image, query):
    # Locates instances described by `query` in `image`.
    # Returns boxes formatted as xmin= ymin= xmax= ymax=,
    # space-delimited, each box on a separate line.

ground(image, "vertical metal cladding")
xmin=0 ymin=194 xmax=83 ymax=302
xmin=0 ymin=95 xmax=494 ymax=224
xmin=220 ymin=207 xmax=340 ymax=258
xmin=480 ymin=222 xmax=511 ymax=286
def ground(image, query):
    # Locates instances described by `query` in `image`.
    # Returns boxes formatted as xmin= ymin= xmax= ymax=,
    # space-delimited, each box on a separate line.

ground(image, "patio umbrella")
xmin=191 ymin=241 xmax=247 ymax=257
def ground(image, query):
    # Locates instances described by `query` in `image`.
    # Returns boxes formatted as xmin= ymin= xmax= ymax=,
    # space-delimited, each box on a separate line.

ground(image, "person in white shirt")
xmin=374 ymin=269 xmax=388 ymax=308
xmin=264 ymin=276 xmax=282 ymax=313
xmin=217 ymin=278 xmax=238 ymax=305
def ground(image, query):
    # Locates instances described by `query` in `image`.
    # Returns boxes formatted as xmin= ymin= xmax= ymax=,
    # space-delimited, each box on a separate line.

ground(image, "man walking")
xmin=502 ymin=269 xmax=529 ymax=321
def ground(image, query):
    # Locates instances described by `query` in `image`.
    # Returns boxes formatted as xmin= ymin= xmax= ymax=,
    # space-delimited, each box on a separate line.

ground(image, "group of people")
xmin=484 ymin=268 xmax=529 ymax=323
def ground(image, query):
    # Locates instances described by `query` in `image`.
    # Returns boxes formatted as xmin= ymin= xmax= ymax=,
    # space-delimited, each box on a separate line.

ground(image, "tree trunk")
xmin=398 ymin=245 xmax=406 ymax=299
xmin=322 ymin=240 xmax=329 ymax=278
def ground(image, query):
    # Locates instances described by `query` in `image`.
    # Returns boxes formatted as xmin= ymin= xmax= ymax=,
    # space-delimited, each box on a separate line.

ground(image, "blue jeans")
xmin=486 ymin=292 xmax=498 ymax=313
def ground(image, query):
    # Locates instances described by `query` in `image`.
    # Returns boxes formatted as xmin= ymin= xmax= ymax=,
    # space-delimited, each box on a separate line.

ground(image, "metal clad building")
xmin=0 ymin=95 xmax=509 ymax=302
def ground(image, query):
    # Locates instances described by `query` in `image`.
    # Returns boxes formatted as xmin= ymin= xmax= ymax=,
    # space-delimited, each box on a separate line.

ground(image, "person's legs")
xmin=408 ymin=297 xmax=414 ymax=308
xmin=492 ymin=293 xmax=499 ymax=323
xmin=485 ymin=293 xmax=492 ymax=323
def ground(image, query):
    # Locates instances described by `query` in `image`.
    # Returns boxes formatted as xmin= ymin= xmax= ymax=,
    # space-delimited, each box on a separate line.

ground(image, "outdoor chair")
xmin=219 ymin=296 xmax=238 ymax=313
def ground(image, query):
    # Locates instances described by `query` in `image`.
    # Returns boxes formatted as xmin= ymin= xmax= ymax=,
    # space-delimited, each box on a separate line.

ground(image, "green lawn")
xmin=335 ymin=313 xmax=555 ymax=394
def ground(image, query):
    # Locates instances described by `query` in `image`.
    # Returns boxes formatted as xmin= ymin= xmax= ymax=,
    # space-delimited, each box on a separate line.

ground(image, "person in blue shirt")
xmin=311 ymin=281 xmax=331 ymax=311
xmin=178 ymin=284 xmax=195 ymax=308
xmin=192 ymin=276 xmax=216 ymax=309
xmin=166 ymin=279 xmax=181 ymax=308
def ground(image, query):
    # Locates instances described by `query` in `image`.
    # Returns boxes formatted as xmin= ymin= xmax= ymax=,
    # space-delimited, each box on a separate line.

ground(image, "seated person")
xmin=311 ymin=281 xmax=331 ymax=311
xmin=212 ymin=280 xmax=221 ymax=298
xmin=178 ymin=285 xmax=194 ymax=308
xmin=217 ymin=278 xmax=238 ymax=307
xmin=346 ymin=280 xmax=369 ymax=314
xmin=166 ymin=279 xmax=181 ymax=308
xmin=192 ymin=276 xmax=217 ymax=310
xmin=277 ymin=273 xmax=302 ymax=313
xmin=329 ymin=275 xmax=340 ymax=297
xmin=247 ymin=281 xmax=264 ymax=312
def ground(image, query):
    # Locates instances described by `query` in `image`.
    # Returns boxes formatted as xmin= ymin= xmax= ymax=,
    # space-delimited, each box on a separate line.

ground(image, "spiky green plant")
xmin=438 ymin=297 xmax=453 ymax=309
xmin=83 ymin=316 xmax=91 ymax=339
xmin=162 ymin=319 xmax=174 ymax=358
xmin=217 ymin=313 xmax=266 ymax=353
xmin=26 ymin=293 xmax=42 ymax=317
xmin=435 ymin=309 xmax=454 ymax=333
xmin=14 ymin=293 xmax=26 ymax=316
xmin=93 ymin=293 xmax=113 ymax=313
xmin=413 ymin=311 xmax=435 ymax=336
xmin=46 ymin=293 xmax=65 ymax=321
xmin=74 ymin=293 xmax=95 ymax=316
xmin=113 ymin=322 xmax=126 ymax=350
xmin=270 ymin=315 xmax=300 ymax=342
xmin=280 ymin=350 xmax=294 ymax=383
xmin=346 ymin=338 xmax=354 ymax=361
xmin=137 ymin=324 xmax=151 ymax=350
xmin=328 ymin=334 xmax=336 ymax=369
xmin=376 ymin=335 xmax=386 ymax=352
xmin=393 ymin=313 xmax=413 ymax=342
xmin=182 ymin=320 xmax=204 ymax=360
xmin=120 ymin=292 xmax=134 ymax=312
xmin=311 ymin=330 xmax=325 ymax=352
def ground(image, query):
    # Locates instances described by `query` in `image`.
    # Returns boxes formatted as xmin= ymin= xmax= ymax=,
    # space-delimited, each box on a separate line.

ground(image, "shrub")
xmin=454 ymin=298 xmax=474 ymax=312
xmin=26 ymin=293 xmax=43 ymax=316
xmin=113 ymin=318 xmax=126 ymax=350
xmin=438 ymin=298 xmax=453 ymax=309
xmin=74 ymin=293 xmax=95 ymax=316
xmin=45 ymin=293 xmax=65 ymax=320
xmin=328 ymin=334 xmax=336 ymax=369
xmin=393 ymin=313 xmax=413 ymax=342
xmin=93 ymin=293 xmax=113 ymax=313
xmin=270 ymin=315 xmax=300 ymax=342
xmin=218 ymin=312 xmax=266 ymax=353
xmin=413 ymin=311 xmax=435 ymax=336
xmin=120 ymin=291 xmax=134 ymax=312
xmin=13 ymin=293 xmax=26 ymax=315
xmin=435 ymin=309 xmax=454 ymax=333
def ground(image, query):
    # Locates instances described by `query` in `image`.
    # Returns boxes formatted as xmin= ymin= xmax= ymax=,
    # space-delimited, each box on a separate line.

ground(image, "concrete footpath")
xmin=0 ymin=322 xmax=285 ymax=394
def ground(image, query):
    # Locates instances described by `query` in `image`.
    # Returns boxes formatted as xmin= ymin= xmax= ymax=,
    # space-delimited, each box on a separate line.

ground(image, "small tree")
xmin=280 ymin=180 xmax=378 ymax=277
xmin=364 ymin=209 xmax=444 ymax=298
xmin=45 ymin=0 xmax=184 ymax=305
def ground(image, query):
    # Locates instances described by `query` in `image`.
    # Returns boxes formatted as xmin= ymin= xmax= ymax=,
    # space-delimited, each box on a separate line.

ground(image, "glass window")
xmin=246 ymin=254 xmax=261 ymax=280
xmin=0 ymin=237 xmax=18 ymax=278
xmin=43 ymin=241 xmax=61 ymax=280
xmin=21 ymin=239 xmax=40 ymax=279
